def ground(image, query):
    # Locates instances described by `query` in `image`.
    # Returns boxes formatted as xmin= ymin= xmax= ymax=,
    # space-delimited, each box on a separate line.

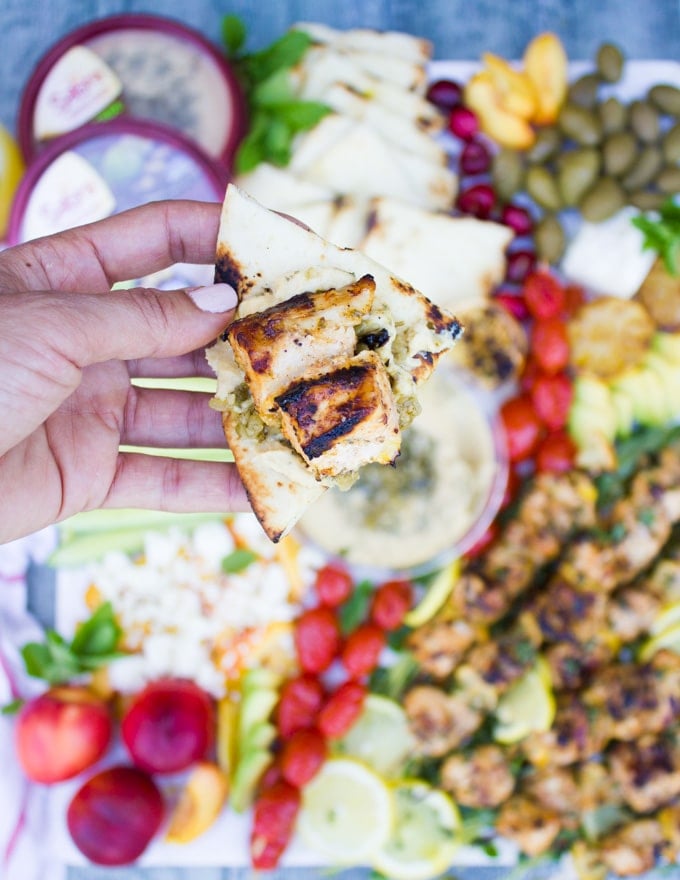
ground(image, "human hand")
xmin=0 ymin=200 xmax=249 ymax=544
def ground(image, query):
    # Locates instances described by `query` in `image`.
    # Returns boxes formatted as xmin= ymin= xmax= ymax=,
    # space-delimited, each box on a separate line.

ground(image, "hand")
xmin=0 ymin=200 xmax=249 ymax=544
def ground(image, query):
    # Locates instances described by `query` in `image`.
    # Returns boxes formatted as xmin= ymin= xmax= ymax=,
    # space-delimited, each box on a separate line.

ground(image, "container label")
xmin=22 ymin=151 xmax=116 ymax=240
xmin=34 ymin=45 xmax=123 ymax=140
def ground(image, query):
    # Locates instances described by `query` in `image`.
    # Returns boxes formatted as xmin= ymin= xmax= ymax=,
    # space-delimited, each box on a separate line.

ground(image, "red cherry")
xmin=459 ymin=139 xmax=491 ymax=175
xmin=426 ymin=79 xmax=463 ymax=110
xmin=448 ymin=106 xmax=479 ymax=141
xmin=501 ymin=204 xmax=534 ymax=236
xmin=506 ymin=249 xmax=537 ymax=285
xmin=456 ymin=183 xmax=495 ymax=219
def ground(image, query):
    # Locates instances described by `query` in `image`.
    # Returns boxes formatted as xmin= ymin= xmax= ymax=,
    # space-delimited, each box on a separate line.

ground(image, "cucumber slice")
xmin=230 ymin=748 xmax=272 ymax=813
xmin=652 ymin=331 xmax=680 ymax=365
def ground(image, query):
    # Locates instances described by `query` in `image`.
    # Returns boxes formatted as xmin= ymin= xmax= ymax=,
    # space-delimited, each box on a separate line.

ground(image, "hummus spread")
xmin=298 ymin=370 xmax=503 ymax=573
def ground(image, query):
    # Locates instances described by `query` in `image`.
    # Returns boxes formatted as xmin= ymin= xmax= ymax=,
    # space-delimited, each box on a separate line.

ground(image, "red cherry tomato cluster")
xmin=499 ymin=270 xmax=580 ymax=487
xmin=251 ymin=566 xmax=414 ymax=868
xmin=427 ymin=79 xmax=538 ymax=286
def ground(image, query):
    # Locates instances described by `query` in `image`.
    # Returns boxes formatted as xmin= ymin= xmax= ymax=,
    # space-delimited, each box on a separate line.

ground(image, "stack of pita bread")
xmin=236 ymin=23 xmax=513 ymax=315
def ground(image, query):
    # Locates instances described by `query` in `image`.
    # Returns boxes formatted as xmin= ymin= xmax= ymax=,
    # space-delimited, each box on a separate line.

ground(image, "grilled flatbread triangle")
xmin=207 ymin=184 xmax=462 ymax=542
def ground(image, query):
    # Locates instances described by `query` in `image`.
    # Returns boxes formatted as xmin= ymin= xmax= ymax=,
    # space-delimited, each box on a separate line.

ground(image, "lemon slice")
xmin=650 ymin=602 xmax=680 ymax=637
xmin=639 ymin=620 xmax=680 ymax=662
xmin=297 ymin=758 xmax=394 ymax=864
xmin=333 ymin=694 xmax=416 ymax=779
xmin=404 ymin=560 xmax=460 ymax=628
xmin=372 ymin=780 xmax=460 ymax=880
xmin=493 ymin=656 xmax=555 ymax=744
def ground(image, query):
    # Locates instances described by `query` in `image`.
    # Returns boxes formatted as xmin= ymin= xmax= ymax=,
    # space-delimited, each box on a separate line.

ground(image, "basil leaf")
xmin=264 ymin=118 xmax=293 ymax=166
xmin=339 ymin=580 xmax=374 ymax=635
xmin=632 ymin=197 xmax=680 ymax=276
xmin=240 ymin=30 xmax=312 ymax=86
xmin=276 ymin=100 xmax=332 ymax=133
xmin=222 ymin=14 xmax=247 ymax=57
xmin=252 ymin=69 xmax=295 ymax=107
xmin=1 ymin=698 xmax=24 ymax=716
xmin=20 ymin=642 xmax=52 ymax=678
xmin=234 ymin=112 xmax=270 ymax=174
xmin=70 ymin=602 xmax=121 ymax=657
xmin=222 ymin=548 xmax=258 ymax=573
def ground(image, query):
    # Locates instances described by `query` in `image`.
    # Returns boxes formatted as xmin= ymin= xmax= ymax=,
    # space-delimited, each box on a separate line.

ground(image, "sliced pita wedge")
xmin=207 ymin=185 xmax=462 ymax=542
xmin=361 ymin=197 xmax=513 ymax=311
xmin=292 ymin=22 xmax=432 ymax=65
xmin=235 ymin=163 xmax=335 ymax=211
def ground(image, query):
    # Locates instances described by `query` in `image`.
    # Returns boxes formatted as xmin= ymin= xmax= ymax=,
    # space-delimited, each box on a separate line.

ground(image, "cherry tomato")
xmin=562 ymin=283 xmax=586 ymax=317
xmin=314 ymin=563 xmax=353 ymax=608
xmin=318 ymin=680 xmax=366 ymax=740
xmin=280 ymin=727 xmax=327 ymax=788
xmin=522 ymin=270 xmax=565 ymax=320
xmin=535 ymin=430 xmax=577 ymax=473
xmin=531 ymin=317 xmax=570 ymax=375
xmin=464 ymin=521 xmax=499 ymax=558
xmin=530 ymin=372 xmax=574 ymax=431
xmin=276 ymin=674 xmax=325 ymax=738
xmin=250 ymin=780 xmax=301 ymax=870
xmin=519 ymin=356 xmax=542 ymax=393
xmin=371 ymin=580 xmax=413 ymax=631
xmin=499 ymin=394 xmax=544 ymax=462
xmin=341 ymin=624 xmax=386 ymax=677
xmin=294 ymin=607 xmax=341 ymax=675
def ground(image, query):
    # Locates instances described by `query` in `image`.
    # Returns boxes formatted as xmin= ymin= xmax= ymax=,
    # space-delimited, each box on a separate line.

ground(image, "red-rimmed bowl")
xmin=18 ymin=13 xmax=247 ymax=171
xmin=8 ymin=117 xmax=226 ymax=250
xmin=297 ymin=368 xmax=509 ymax=580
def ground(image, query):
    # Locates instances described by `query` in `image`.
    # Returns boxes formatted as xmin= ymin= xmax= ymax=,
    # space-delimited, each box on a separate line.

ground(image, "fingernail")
xmin=187 ymin=283 xmax=238 ymax=313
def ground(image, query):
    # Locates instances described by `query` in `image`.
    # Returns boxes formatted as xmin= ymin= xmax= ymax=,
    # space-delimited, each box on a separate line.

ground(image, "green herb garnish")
xmin=632 ymin=197 xmax=680 ymax=276
xmin=338 ymin=579 xmax=374 ymax=634
xmin=20 ymin=602 xmax=123 ymax=685
xmin=1 ymin=698 xmax=24 ymax=716
xmin=222 ymin=548 xmax=258 ymax=573
xmin=221 ymin=16 xmax=331 ymax=173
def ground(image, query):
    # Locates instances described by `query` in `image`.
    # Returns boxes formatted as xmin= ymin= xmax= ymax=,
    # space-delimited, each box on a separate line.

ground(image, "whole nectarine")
xmin=67 ymin=765 xmax=164 ymax=865
xmin=15 ymin=687 xmax=112 ymax=784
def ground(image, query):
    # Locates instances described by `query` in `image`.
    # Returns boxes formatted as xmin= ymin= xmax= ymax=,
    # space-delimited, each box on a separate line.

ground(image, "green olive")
xmin=491 ymin=149 xmax=525 ymax=202
xmin=579 ymin=177 xmax=626 ymax=223
xmin=567 ymin=73 xmax=601 ymax=108
xmin=648 ymin=84 xmax=680 ymax=117
xmin=558 ymin=103 xmax=603 ymax=146
xmin=630 ymin=100 xmax=661 ymax=144
xmin=525 ymin=165 xmax=563 ymax=211
xmin=534 ymin=214 xmax=566 ymax=264
xmin=621 ymin=146 xmax=663 ymax=191
xmin=596 ymin=43 xmax=625 ymax=83
xmin=662 ymin=123 xmax=680 ymax=163
xmin=656 ymin=166 xmax=680 ymax=194
xmin=628 ymin=190 xmax=666 ymax=212
xmin=598 ymin=97 xmax=628 ymax=135
xmin=602 ymin=131 xmax=638 ymax=177
xmin=526 ymin=127 xmax=562 ymax=164
xmin=557 ymin=147 xmax=601 ymax=206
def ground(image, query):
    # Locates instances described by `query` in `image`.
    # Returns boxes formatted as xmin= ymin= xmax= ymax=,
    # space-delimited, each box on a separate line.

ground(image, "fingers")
xmin=4 ymin=200 xmax=222 ymax=292
xmin=17 ymin=283 xmax=237 ymax=369
xmin=103 ymin=453 xmax=251 ymax=514
xmin=127 ymin=350 xmax=217 ymax=380
xmin=121 ymin=387 xmax=227 ymax=448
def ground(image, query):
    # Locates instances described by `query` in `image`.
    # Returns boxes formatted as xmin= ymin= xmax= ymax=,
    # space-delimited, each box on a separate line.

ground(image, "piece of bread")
xmin=206 ymin=184 xmax=462 ymax=542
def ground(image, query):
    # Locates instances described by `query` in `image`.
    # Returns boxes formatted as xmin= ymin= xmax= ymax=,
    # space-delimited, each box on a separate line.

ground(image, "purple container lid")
xmin=18 ymin=13 xmax=247 ymax=171
xmin=7 ymin=117 xmax=228 ymax=245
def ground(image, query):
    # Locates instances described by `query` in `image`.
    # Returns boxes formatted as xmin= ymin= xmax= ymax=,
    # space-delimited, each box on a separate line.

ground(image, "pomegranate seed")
xmin=426 ymin=79 xmax=463 ymax=110
xmin=506 ymin=249 xmax=537 ymax=284
xmin=501 ymin=204 xmax=534 ymax=236
xmin=448 ymin=106 xmax=479 ymax=141
xmin=495 ymin=289 xmax=530 ymax=322
xmin=456 ymin=183 xmax=496 ymax=219
xmin=459 ymin=139 xmax=491 ymax=175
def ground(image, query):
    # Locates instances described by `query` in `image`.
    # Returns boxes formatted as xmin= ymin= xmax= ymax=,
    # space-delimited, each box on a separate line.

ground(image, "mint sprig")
xmin=222 ymin=16 xmax=331 ymax=173
xmin=20 ymin=602 xmax=124 ymax=685
xmin=632 ymin=197 xmax=680 ymax=276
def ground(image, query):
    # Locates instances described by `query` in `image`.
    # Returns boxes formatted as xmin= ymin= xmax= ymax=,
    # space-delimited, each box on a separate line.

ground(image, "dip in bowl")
xmin=297 ymin=368 xmax=507 ymax=578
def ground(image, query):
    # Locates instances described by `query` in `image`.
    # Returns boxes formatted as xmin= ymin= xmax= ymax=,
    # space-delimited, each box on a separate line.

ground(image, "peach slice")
xmin=464 ymin=72 xmax=536 ymax=150
xmin=523 ymin=33 xmax=568 ymax=125
xmin=482 ymin=52 xmax=538 ymax=120
xmin=166 ymin=762 xmax=228 ymax=844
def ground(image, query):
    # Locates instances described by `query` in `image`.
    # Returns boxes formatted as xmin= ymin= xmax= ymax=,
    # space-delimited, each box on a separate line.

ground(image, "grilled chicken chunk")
xmin=227 ymin=275 xmax=376 ymax=420
xmin=275 ymin=349 xmax=400 ymax=478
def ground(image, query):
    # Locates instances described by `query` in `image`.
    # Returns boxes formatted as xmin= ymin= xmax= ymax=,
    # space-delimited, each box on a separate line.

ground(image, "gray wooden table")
xmin=10 ymin=0 xmax=680 ymax=878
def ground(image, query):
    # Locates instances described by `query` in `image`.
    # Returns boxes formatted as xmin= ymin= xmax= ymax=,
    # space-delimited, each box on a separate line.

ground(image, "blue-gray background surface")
xmin=10 ymin=1 xmax=679 ymax=878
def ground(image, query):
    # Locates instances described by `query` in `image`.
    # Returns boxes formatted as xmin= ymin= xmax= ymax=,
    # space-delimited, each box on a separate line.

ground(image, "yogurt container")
xmin=18 ymin=13 xmax=247 ymax=170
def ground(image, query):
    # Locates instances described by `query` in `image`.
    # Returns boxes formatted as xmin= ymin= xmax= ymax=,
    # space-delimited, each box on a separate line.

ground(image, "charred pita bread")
xmin=207 ymin=185 xmax=462 ymax=542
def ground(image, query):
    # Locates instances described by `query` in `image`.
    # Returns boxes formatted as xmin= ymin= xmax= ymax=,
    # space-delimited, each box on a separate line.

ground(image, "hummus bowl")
xmin=297 ymin=367 xmax=507 ymax=578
